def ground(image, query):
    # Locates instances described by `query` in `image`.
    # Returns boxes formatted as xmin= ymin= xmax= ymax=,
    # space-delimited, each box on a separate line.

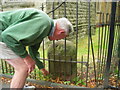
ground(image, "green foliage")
xmin=6 ymin=73 xmax=14 ymax=75
xmin=44 ymin=74 xmax=53 ymax=81
xmin=72 ymin=76 xmax=80 ymax=82
xmin=72 ymin=76 xmax=86 ymax=86
xmin=76 ymin=80 xmax=86 ymax=86
xmin=30 ymin=68 xmax=53 ymax=81
xmin=114 ymin=68 xmax=118 ymax=75
xmin=97 ymin=77 xmax=103 ymax=81
xmin=64 ymin=81 xmax=71 ymax=85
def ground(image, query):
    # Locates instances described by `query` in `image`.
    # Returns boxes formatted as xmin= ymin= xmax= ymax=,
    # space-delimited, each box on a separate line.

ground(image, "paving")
xmin=0 ymin=81 xmax=10 ymax=89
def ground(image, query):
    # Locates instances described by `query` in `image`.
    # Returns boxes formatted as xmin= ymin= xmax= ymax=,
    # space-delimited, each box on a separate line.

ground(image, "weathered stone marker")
xmin=47 ymin=40 xmax=77 ymax=80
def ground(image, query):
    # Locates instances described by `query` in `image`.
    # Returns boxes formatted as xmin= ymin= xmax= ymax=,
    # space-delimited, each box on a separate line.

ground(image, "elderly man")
xmin=0 ymin=8 xmax=73 ymax=88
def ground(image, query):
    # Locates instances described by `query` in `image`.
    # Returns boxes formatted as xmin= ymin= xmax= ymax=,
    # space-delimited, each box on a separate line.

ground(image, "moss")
xmin=47 ymin=40 xmax=77 ymax=80
xmin=48 ymin=40 xmax=76 ymax=59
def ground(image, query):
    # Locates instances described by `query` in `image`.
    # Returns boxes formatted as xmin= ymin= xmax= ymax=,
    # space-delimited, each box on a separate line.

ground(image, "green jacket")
xmin=0 ymin=8 xmax=54 ymax=69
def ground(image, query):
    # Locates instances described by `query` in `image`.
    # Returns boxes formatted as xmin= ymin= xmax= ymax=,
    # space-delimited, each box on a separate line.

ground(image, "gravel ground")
xmin=0 ymin=81 xmax=10 ymax=89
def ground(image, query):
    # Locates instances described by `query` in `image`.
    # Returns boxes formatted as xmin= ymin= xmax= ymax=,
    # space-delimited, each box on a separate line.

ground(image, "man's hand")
xmin=23 ymin=55 xmax=36 ymax=73
xmin=40 ymin=68 xmax=49 ymax=76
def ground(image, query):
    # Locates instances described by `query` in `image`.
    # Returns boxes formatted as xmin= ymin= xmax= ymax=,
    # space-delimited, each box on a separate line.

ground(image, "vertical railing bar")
xmin=116 ymin=18 xmax=120 ymax=88
xmin=42 ymin=3 xmax=45 ymax=66
xmin=116 ymin=17 xmax=119 ymax=47
xmin=98 ymin=12 xmax=102 ymax=61
xmin=76 ymin=0 xmax=78 ymax=78
xmin=101 ymin=13 xmax=108 ymax=80
xmin=113 ymin=16 xmax=119 ymax=56
xmin=1 ymin=60 xmax=4 ymax=74
xmin=104 ymin=14 xmax=110 ymax=70
xmin=115 ymin=18 xmax=119 ymax=88
xmin=4 ymin=61 xmax=8 ymax=73
xmin=103 ymin=2 xmax=116 ymax=88
xmin=104 ymin=14 xmax=110 ymax=69
xmin=48 ymin=53 xmax=50 ymax=76
xmin=64 ymin=1 xmax=67 ymax=80
xmin=34 ymin=68 xmax=36 ymax=79
xmin=81 ymin=56 xmax=83 ymax=80
xmin=102 ymin=13 xmax=109 ymax=78
xmin=103 ymin=13 xmax=110 ymax=87
xmin=89 ymin=26 xmax=97 ymax=83
xmin=97 ymin=12 xmax=102 ymax=85
xmin=52 ymin=1 xmax=56 ymax=77
xmin=58 ymin=55 xmax=61 ymax=78
xmin=112 ymin=17 xmax=117 ymax=57
xmin=99 ymin=13 xmax=103 ymax=61
xmin=86 ymin=1 xmax=90 ymax=87
xmin=12 ymin=66 xmax=14 ymax=74
xmin=57 ymin=1 xmax=61 ymax=78
xmin=70 ymin=56 xmax=72 ymax=81
xmin=8 ymin=64 xmax=11 ymax=74
xmin=113 ymin=25 xmax=118 ymax=56
xmin=41 ymin=3 xmax=45 ymax=79
xmin=41 ymin=3 xmax=44 ymax=11
xmin=64 ymin=1 xmax=66 ymax=18
xmin=99 ymin=13 xmax=104 ymax=79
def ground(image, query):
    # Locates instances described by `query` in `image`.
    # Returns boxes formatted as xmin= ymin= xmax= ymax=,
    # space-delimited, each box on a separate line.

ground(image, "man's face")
xmin=48 ymin=23 xmax=68 ymax=41
xmin=48 ymin=29 xmax=67 ymax=41
xmin=55 ymin=29 xmax=67 ymax=40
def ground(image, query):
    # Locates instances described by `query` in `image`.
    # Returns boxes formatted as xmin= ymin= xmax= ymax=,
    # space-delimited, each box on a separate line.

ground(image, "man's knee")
xmin=7 ymin=58 xmax=29 ymax=72
xmin=15 ymin=64 xmax=29 ymax=72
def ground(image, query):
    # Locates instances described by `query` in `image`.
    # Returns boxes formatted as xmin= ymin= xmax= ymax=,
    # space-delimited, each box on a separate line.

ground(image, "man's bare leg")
xmin=10 ymin=70 xmax=28 ymax=88
xmin=5 ymin=58 xmax=29 ymax=88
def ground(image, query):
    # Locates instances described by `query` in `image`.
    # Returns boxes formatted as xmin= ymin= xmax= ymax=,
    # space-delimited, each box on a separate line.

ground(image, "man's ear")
xmin=58 ymin=30 xmax=65 ymax=34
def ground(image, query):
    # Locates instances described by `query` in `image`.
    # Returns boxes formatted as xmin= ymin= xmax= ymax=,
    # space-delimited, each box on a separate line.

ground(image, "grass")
xmin=77 ymin=26 xmax=110 ymax=61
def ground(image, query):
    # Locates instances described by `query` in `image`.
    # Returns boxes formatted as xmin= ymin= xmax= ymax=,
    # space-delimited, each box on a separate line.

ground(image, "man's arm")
xmin=23 ymin=55 xmax=36 ymax=73
xmin=28 ymin=43 xmax=49 ymax=75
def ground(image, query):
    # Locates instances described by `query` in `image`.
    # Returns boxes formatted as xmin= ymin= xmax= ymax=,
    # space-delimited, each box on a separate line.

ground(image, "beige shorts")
xmin=0 ymin=42 xmax=19 ymax=59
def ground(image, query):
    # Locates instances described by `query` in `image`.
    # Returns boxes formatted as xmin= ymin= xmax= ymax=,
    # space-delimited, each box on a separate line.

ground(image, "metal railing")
xmin=0 ymin=0 xmax=120 ymax=89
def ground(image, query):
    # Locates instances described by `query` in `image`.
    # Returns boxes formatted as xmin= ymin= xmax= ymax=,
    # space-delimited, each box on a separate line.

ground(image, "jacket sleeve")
xmin=28 ymin=43 xmax=44 ymax=69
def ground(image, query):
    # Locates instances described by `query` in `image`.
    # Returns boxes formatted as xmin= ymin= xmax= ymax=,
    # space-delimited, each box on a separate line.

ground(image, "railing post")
xmin=86 ymin=1 xmax=91 ymax=87
xmin=103 ymin=2 xmax=117 ymax=88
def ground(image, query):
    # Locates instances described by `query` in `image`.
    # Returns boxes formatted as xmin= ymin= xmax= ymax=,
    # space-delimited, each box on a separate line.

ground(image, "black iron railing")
xmin=0 ymin=1 xmax=120 ymax=88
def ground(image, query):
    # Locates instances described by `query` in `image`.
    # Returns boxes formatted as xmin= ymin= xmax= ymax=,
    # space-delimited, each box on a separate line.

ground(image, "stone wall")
xmin=46 ymin=2 xmax=96 ymax=40
xmin=0 ymin=0 xmax=2 ymax=11
xmin=0 ymin=0 xmax=35 ymax=11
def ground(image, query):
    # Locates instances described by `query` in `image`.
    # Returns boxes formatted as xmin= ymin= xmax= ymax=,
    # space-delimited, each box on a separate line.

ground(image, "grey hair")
xmin=54 ymin=18 xmax=73 ymax=35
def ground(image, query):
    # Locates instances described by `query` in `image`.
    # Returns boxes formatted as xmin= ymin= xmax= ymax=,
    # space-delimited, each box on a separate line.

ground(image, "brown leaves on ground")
xmin=109 ymin=76 xmax=120 ymax=87
xmin=1 ymin=76 xmax=120 ymax=88
xmin=51 ymin=77 xmax=64 ymax=84
xmin=1 ymin=77 xmax=11 ymax=83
